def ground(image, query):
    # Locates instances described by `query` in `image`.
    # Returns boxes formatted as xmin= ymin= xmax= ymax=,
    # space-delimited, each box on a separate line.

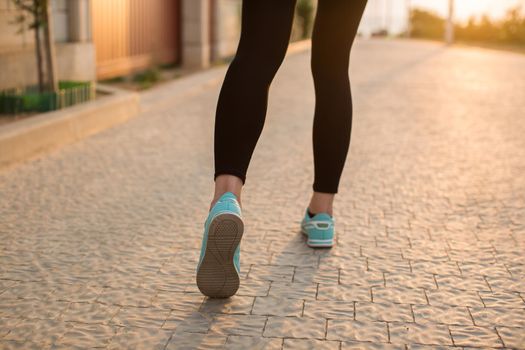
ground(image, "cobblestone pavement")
xmin=1 ymin=39 xmax=524 ymax=349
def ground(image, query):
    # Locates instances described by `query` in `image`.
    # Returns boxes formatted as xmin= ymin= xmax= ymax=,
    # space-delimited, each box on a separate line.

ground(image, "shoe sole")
xmin=301 ymin=227 xmax=334 ymax=248
xmin=197 ymin=213 xmax=244 ymax=298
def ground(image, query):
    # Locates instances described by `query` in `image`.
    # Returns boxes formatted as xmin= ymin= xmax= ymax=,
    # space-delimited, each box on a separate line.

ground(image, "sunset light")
xmin=360 ymin=0 xmax=525 ymax=35
xmin=1 ymin=0 xmax=524 ymax=348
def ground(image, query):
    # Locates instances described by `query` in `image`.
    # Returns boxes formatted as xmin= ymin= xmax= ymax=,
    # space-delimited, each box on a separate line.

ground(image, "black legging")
xmin=214 ymin=0 xmax=368 ymax=194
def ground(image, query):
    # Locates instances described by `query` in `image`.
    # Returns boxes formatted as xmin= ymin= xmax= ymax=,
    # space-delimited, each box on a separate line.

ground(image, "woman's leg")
xmin=212 ymin=0 xmax=297 ymax=207
xmin=308 ymin=0 xmax=368 ymax=215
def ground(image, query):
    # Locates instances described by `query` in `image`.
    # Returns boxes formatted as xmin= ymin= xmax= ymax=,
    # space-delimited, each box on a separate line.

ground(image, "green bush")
xmin=132 ymin=67 xmax=161 ymax=89
xmin=0 ymin=81 xmax=95 ymax=114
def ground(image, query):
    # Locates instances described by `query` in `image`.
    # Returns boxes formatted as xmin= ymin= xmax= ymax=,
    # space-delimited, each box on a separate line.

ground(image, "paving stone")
xmin=485 ymin=276 xmax=525 ymax=293
xmin=108 ymin=327 xmax=173 ymax=350
xmin=236 ymin=279 xmax=271 ymax=297
xmin=92 ymin=270 xmax=146 ymax=289
xmin=264 ymin=316 xmax=326 ymax=339
xmin=268 ymin=239 xmax=315 ymax=255
xmin=385 ymin=272 xmax=438 ymax=290
xmin=1 ymin=39 xmax=524 ymax=349
xmin=0 ymin=341 xmax=45 ymax=350
xmin=479 ymin=291 xmax=525 ymax=308
xmin=240 ymin=243 xmax=272 ymax=263
xmin=406 ymin=345 xmax=456 ymax=350
xmin=3 ymin=319 xmax=73 ymax=344
xmin=435 ymin=275 xmax=491 ymax=291
xmin=355 ymin=301 xmax=413 ymax=322
xmin=0 ymin=298 xmax=69 ymax=320
xmin=268 ymin=282 xmax=318 ymax=300
xmin=372 ymin=286 xmax=427 ymax=304
xmin=507 ymin=264 xmax=525 ymax=277
xmin=247 ymin=265 xmax=295 ymax=282
xmin=0 ymin=280 xmax=18 ymax=294
xmin=426 ymin=289 xmax=484 ymax=307
xmin=496 ymin=326 xmax=525 ymax=349
xmin=389 ymin=322 xmax=453 ymax=346
xmin=0 ymin=267 xmax=46 ymax=283
xmin=449 ymin=325 xmax=503 ymax=347
xmin=140 ymin=271 xmax=189 ymax=292
xmin=166 ymin=331 xmax=227 ymax=349
xmin=0 ymin=281 xmax=56 ymax=300
xmin=402 ymin=247 xmax=449 ymax=262
xmin=61 ymin=302 xmax=119 ymax=324
xmin=303 ymin=300 xmax=354 ymax=319
xmin=410 ymin=261 xmax=461 ymax=276
xmin=367 ymin=258 xmax=412 ymax=274
xmin=362 ymin=247 xmax=403 ymax=260
xmin=412 ymin=304 xmax=473 ymax=326
xmin=317 ymin=283 xmax=371 ymax=302
xmin=97 ymin=286 xmax=157 ymax=307
xmin=183 ymin=283 xmax=203 ymax=294
xmin=0 ymin=317 xmax=22 ymax=338
xmin=376 ymin=235 xmax=411 ymax=249
xmin=327 ymin=319 xmax=388 ymax=342
xmin=458 ymin=262 xmax=512 ymax=278
xmin=152 ymin=291 xmax=204 ymax=310
xmin=343 ymin=341 xmax=405 ymax=350
xmin=153 ymin=269 xmax=197 ymax=286
xmin=271 ymin=253 xmax=320 ymax=267
xmin=50 ymin=283 xmax=103 ymax=303
xmin=54 ymin=323 xmax=118 ymax=348
xmin=209 ymin=314 xmax=267 ymax=337
xmin=110 ymin=306 xmax=170 ymax=328
xmin=317 ymin=246 xmax=362 ymax=268
xmin=448 ymin=249 xmax=497 ymax=264
xmin=470 ymin=306 xmax=525 ymax=327
xmin=163 ymin=310 xmax=212 ymax=332
xmin=252 ymin=296 xmax=303 ymax=316
xmin=318 ymin=255 xmax=368 ymax=271
xmin=294 ymin=266 xmax=340 ymax=284
xmin=339 ymin=269 xmax=385 ymax=287
xmin=284 ymin=338 xmax=340 ymax=350
xmin=199 ymin=295 xmax=255 ymax=315
xmin=226 ymin=335 xmax=283 ymax=350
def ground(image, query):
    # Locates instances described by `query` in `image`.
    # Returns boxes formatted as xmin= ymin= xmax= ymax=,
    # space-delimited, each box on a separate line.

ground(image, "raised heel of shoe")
xmin=196 ymin=213 xmax=244 ymax=298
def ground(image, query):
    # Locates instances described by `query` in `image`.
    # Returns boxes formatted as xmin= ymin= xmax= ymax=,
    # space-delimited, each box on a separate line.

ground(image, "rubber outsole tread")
xmin=196 ymin=213 xmax=243 ymax=298
xmin=301 ymin=228 xmax=335 ymax=248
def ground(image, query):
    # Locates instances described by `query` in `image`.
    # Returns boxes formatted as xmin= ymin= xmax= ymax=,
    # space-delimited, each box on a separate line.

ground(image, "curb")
xmin=0 ymin=85 xmax=140 ymax=169
xmin=0 ymin=39 xmax=312 ymax=170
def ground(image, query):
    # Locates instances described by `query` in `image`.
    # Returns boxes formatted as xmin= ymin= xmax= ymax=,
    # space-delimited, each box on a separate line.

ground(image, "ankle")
xmin=211 ymin=175 xmax=243 ymax=210
xmin=307 ymin=206 xmax=333 ymax=217
xmin=308 ymin=192 xmax=335 ymax=216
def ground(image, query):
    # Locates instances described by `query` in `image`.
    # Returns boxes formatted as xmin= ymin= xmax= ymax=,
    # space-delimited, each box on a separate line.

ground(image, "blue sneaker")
xmin=300 ymin=209 xmax=335 ymax=248
xmin=196 ymin=192 xmax=244 ymax=298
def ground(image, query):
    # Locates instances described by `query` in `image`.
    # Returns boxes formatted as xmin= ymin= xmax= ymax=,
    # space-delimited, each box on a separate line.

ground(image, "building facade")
xmin=0 ymin=0 xmax=94 ymax=90
xmin=0 ymin=0 xmax=243 ymax=90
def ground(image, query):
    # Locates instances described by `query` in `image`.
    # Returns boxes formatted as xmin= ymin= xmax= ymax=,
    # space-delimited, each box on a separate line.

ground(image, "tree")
xmin=501 ymin=6 xmax=525 ymax=44
xmin=410 ymin=5 xmax=525 ymax=47
xmin=409 ymin=8 xmax=445 ymax=40
xmin=11 ymin=0 xmax=58 ymax=92
xmin=42 ymin=0 xmax=58 ymax=91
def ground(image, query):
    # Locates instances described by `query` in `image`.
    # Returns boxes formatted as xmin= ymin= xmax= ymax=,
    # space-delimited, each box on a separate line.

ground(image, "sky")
xmin=359 ymin=0 xmax=525 ymax=35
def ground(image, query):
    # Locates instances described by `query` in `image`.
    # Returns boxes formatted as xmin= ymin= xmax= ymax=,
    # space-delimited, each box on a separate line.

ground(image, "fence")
xmin=91 ymin=0 xmax=180 ymax=79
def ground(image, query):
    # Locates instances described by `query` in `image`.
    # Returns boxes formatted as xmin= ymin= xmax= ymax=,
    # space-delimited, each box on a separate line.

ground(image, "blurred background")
xmin=360 ymin=0 xmax=525 ymax=50
xmin=0 ymin=0 xmax=524 ymax=111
